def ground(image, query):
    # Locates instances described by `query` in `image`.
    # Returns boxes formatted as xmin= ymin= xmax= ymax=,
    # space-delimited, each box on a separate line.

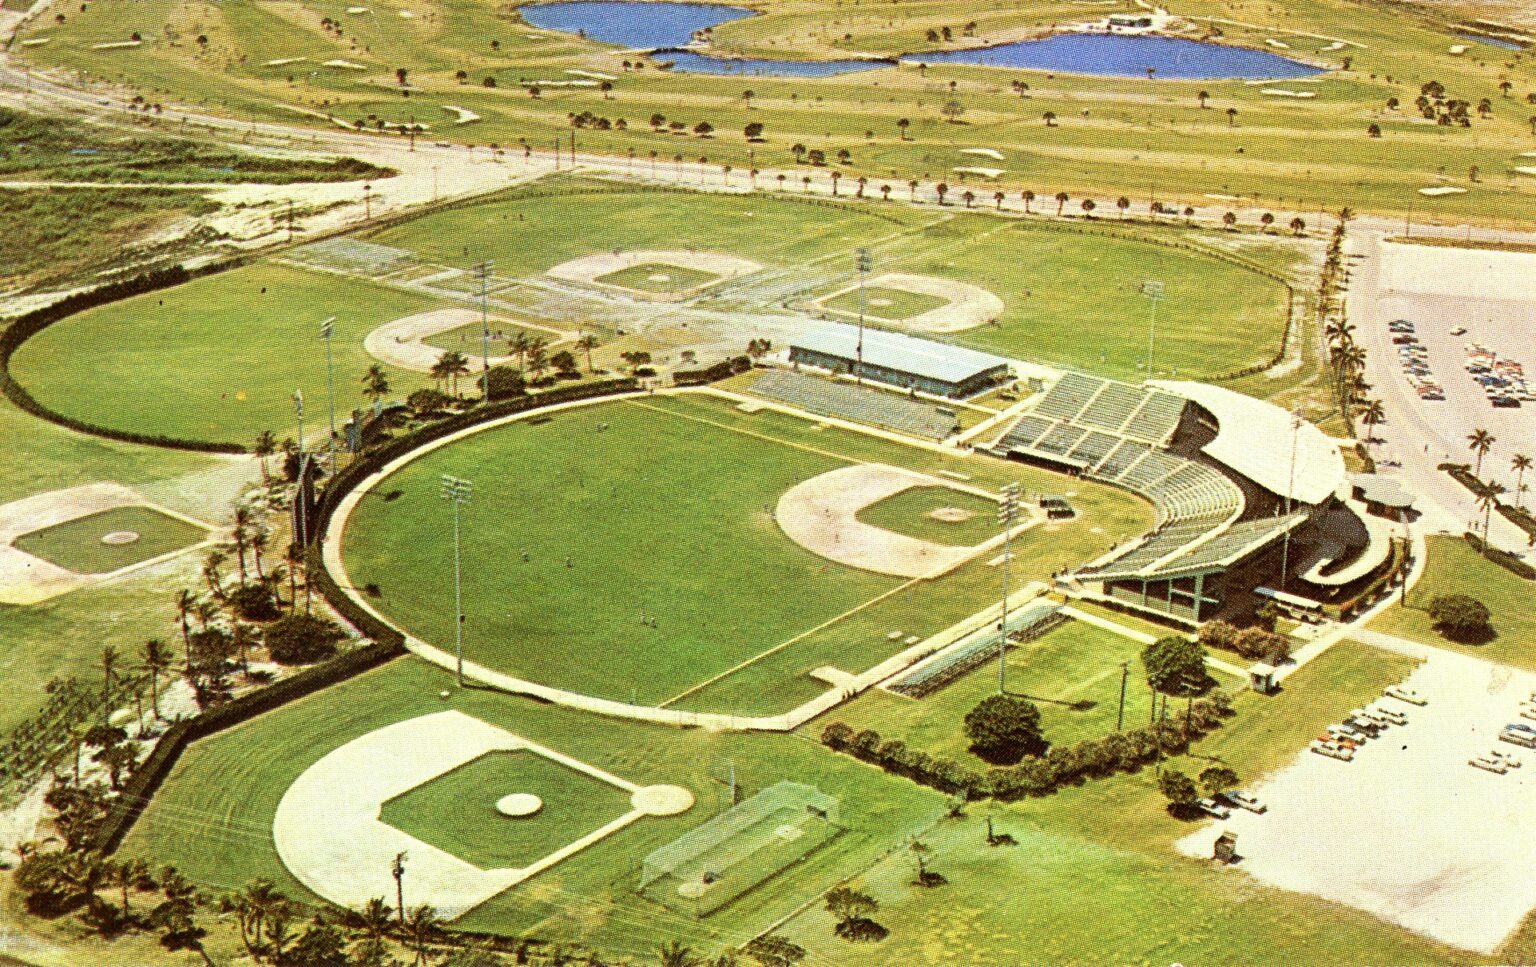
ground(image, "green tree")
xmin=263 ymin=613 xmax=344 ymax=665
xmin=361 ymin=364 xmax=391 ymax=405
xmin=141 ymin=638 xmax=172 ymax=720
xmin=1428 ymin=594 xmax=1492 ymax=641
xmin=1141 ymin=636 xmax=1210 ymax=697
xmin=1158 ymin=769 xmax=1199 ymax=812
xmin=963 ymin=694 xmax=1047 ymax=764
xmin=1199 ymin=765 xmax=1240 ymax=798
xmin=658 ymin=939 xmax=699 ymax=967
xmin=1468 ymin=427 xmax=1496 ymax=481
xmin=744 ymin=934 xmax=806 ymax=967
xmin=253 ymin=430 xmax=278 ymax=484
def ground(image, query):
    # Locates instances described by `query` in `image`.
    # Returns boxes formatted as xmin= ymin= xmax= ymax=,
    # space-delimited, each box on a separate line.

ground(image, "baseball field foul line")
xmin=622 ymin=398 xmax=863 ymax=467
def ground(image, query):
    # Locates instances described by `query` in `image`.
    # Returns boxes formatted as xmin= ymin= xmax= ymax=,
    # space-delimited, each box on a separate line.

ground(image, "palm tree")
xmin=285 ymin=542 xmax=306 ymax=613
xmin=438 ymin=350 xmax=472 ymax=396
xmin=226 ymin=879 xmax=288 ymax=964
xmin=1290 ymin=216 xmax=1306 ymax=236
xmin=1021 ymin=189 xmax=1034 ymax=213
xmin=1222 ymin=211 xmax=1238 ymax=230
xmin=175 ymin=589 xmax=195 ymax=660
xmin=348 ymin=897 xmax=394 ymax=947
xmin=1358 ymin=398 xmax=1385 ymax=451
xmin=896 ymin=117 xmax=910 ymax=140
xmin=99 ymin=645 xmax=118 ymax=723
xmin=142 ymin=639 xmax=172 ymax=720
xmin=575 ymin=334 xmax=600 ymax=372
xmin=527 ymin=344 xmax=550 ymax=382
xmin=403 ymin=904 xmax=439 ymax=966
xmin=1260 ymin=212 xmax=1275 ymax=232
xmin=114 ymin=857 xmax=151 ymax=917
xmin=961 ymin=189 xmax=975 ymax=208
xmin=1512 ymin=454 xmax=1532 ymax=510
xmin=509 ymin=330 xmax=532 ymax=371
xmin=201 ymin=549 xmax=226 ymax=600
xmin=1197 ymin=90 xmax=1210 ymax=109
xmin=658 ymin=940 xmax=699 ymax=967
xmin=1226 ymin=106 xmax=1238 ymax=127
xmin=1468 ymin=428 xmax=1496 ymax=480
xmin=361 ymin=364 xmax=390 ymax=406
xmin=232 ymin=506 xmax=253 ymax=583
xmin=1116 ymin=196 xmax=1130 ymax=219
xmin=250 ymin=529 xmax=268 ymax=582
xmin=908 ymin=179 xmax=919 ymax=201
xmin=1080 ymin=198 xmax=1096 ymax=217
xmin=1478 ymin=483 xmax=1507 ymax=544
xmin=1043 ymin=110 xmax=1057 ymax=126
xmin=428 ymin=355 xmax=454 ymax=393
xmin=253 ymin=430 xmax=277 ymax=484
xmin=1054 ymin=191 xmax=1068 ymax=216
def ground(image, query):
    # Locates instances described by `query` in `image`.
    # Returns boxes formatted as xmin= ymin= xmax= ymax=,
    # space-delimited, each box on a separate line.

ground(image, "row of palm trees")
xmin=1465 ymin=428 xmax=1532 ymax=543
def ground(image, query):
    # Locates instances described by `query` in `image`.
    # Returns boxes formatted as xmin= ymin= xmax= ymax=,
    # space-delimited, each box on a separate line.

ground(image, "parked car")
xmin=1385 ymin=685 xmax=1427 ymax=705
xmin=1499 ymin=729 xmax=1536 ymax=749
xmin=1505 ymin=722 xmax=1536 ymax=736
xmin=1310 ymin=740 xmax=1354 ymax=761
xmin=1488 ymin=750 xmax=1522 ymax=768
xmin=1368 ymin=705 xmax=1408 ymax=726
xmin=1470 ymin=756 xmax=1508 ymax=774
xmin=1450 ymin=326 xmax=1467 ymax=336
xmin=1196 ymin=798 xmax=1232 ymax=819
xmin=1223 ymin=791 xmax=1267 ymax=813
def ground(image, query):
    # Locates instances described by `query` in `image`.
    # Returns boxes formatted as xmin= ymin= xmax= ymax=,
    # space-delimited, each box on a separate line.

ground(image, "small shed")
xmin=1248 ymin=662 xmax=1279 ymax=695
xmin=1214 ymin=831 xmax=1239 ymax=863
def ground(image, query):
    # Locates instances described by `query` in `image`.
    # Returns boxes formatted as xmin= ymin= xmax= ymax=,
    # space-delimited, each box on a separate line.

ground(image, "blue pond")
xmin=520 ymin=1 xmax=1323 ymax=80
xmin=907 ymin=33 xmax=1322 ymax=80
xmin=1457 ymin=33 xmax=1525 ymax=52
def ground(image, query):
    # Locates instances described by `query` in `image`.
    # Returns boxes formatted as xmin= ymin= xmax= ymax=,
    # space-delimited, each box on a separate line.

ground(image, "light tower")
xmin=1141 ymin=279 xmax=1164 ymax=375
xmin=855 ymin=247 xmax=872 ymax=385
xmin=997 ymin=482 xmax=1021 ymax=694
xmin=439 ymin=474 xmax=473 ymax=686
xmin=318 ymin=317 xmax=337 ymax=450
xmin=472 ymin=261 xmax=494 ymax=400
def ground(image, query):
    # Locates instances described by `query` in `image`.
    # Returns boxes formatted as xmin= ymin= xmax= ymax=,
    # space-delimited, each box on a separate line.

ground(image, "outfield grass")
xmin=13 ymin=505 xmax=207 ymax=575
xmin=822 ymin=285 xmax=949 ymax=321
xmin=120 ymin=657 xmax=946 ymax=960
xmin=854 ymin=485 xmax=997 ymax=546
xmin=379 ymin=750 xmax=633 ymax=869
xmin=781 ymin=640 xmax=1471 ymax=965
xmin=367 ymin=185 xmax=923 ymax=276
xmin=1370 ymin=534 xmax=1536 ymax=671
xmin=9 ymin=262 xmax=437 ymax=444
xmin=420 ymin=320 xmax=561 ymax=354
xmin=594 ymin=263 xmax=720 ymax=293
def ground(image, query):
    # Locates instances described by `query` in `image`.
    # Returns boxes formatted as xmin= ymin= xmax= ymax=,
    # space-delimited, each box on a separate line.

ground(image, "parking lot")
xmin=1177 ymin=645 xmax=1536 ymax=954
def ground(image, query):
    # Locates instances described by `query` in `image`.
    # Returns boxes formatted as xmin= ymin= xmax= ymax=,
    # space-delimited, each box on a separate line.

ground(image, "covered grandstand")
xmin=992 ymin=373 xmax=1373 ymax=625
xmin=750 ymin=370 xmax=960 ymax=439
xmin=789 ymin=322 xmax=1011 ymax=399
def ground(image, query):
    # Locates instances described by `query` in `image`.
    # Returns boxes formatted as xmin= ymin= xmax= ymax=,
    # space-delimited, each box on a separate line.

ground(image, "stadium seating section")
xmin=751 ymin=371 xmax=960 ymax=440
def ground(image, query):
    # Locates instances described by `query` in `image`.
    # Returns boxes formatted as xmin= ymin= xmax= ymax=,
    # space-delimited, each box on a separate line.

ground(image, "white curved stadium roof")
xmin=1151 ymin=381 xmax=1345 ymax=506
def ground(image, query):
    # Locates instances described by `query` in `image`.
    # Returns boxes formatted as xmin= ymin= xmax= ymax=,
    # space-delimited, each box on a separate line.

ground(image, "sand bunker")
xmin=960 ymin=148 xmax=1005 ymax=161
xmin=442 ymin=105 xmax=480 ymax=125
xmin=952 ymin=166 xmax=1005 ymax=179
xmin=815 ymin=272 xmax=1003 ymax=333
xmin=775 ymin=464 xmax=987 ymax=578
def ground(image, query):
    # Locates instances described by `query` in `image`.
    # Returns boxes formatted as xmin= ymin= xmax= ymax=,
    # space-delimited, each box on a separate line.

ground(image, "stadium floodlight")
xmin=996 ymin=483 xmax=1021 ymax=694
xmin=471 ymin=261 xmax=494 ymax=400
xmin=1279 ymin=410 xmax=1301 ymax=591
xmin=439 ymin=474 xmax=473 ymax=686
xmin=1140 ymin=280 xmax=1164 ymax=375
xmin=293 ymin=389 xmax=305 ymax=455
xmin=855 ymin=247 xmax=872 ymax=385
xmin=318 ymin=317 xmax=337 ymax=450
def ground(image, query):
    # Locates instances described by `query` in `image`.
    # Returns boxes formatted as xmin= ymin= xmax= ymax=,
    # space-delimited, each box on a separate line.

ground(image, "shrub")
xmin=478 ymin=366 xmax=526 ymax=399
xmin=264 ymin=613 xmax=344 ymax=664
xmin=228 ymin=583 xmax=280 ymax=621
xmin=1427 ymin=593 xmax=1493 ymax=642
xmin=964 ymin=694 xmax=1048 ymax=764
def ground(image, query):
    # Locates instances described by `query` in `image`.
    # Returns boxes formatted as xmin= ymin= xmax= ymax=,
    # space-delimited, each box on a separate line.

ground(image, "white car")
xmin=1470 ymin=756 xmax=1508 ymax=774
xmin=1489 ymin=750 xmax=1522 ymax=768
xmin=1385 ymin=685 xmax=1427 ymax=706
xmin=1368 ymin=705 xmax=1408 ymax=726
xmin=1223 ymin=791 xmax=1267 ymax=814
xmin=1450 ymin=326 xmax=1467 ymax=336
xmin=1196 ymin=798 xmax=1232 ymax=819
xmin=1311 ymin=740 xmax=1354 ymax=761
xmin=1519 ymin=706 xmax=1536 ymax=723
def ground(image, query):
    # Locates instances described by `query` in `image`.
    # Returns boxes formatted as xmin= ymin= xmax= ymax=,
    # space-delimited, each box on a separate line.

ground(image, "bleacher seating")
xmin=1120 ymin=449 xmax=1184 ymax=491
xmin=1123 ymin=391 xmax=1186 ymax=443
xmin=1078 ymin=381 xmax=1145 ymax=432
xmin=886 ymin=601 xmax=1063 ymax=698
xmin=1066 ymin=430 xmax=1120 ymax=468
xmin=1095 ymin=440 xmax=1149 ymax=478
xmin=1034 ymin=422 xmax=1089 ymax=457
xmin=1033 ymin=373 xmax=1104 ymax=421
xmin=751 ymin=371 xmax=959 ymax=439
xmin=998 ymin=414 xmax=1056 ymax=451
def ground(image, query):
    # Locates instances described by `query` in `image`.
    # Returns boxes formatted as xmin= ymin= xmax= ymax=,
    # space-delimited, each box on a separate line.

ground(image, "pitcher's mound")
xmin=928 ymin=507 xmax=973 ymax=524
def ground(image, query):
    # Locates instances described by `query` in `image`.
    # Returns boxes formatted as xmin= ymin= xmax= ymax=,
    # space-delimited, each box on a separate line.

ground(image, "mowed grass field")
xmin=121 ymin=657 xmax=946 ymax=959
xmin=1370 ymin=535 xmax=1536 ymax=671
xmin=854 ymin=485 xmax=997 ymax=546
xmin=782 ymin=640 xmax=1480 ymax=965
xmin=342 ymin=391 xmax=1152 ymax=714
xmin=378 ymin=750 xmax=633 ymax=869
xmin=365 ymin=184 xmax=924 ymax=275
xmin=14 ymin=505 xmax=208 ymax=574
xmin=9 ymin=262 xmax=437 ymax=445
xmin=595 ymin=263 xmax=719 ymax=293
xmin=823 ymin=285 xmax=948 ymax=321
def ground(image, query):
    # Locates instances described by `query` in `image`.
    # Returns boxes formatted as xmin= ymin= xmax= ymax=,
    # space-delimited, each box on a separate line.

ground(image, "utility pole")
xmin=319 ymin=317 xmax=337 ymax=450
xmin=855 ymin=247 xmax=871 ymax=385
xmin=1141 ymin=279 xmax=1164 ymax=375
xmin=293 ymin=389 xmax=307 ymax=547
xmin=391 ymin=852 xmax=407 ymax=925
xmin=440 ymin=475 xmax=473 ymax=686
xmin=1116 ymin=660 xmax=1129 ymax=731
xmin=472 ymin=261 xmax=494 ymax=401
xmin=1280 ymin=410 xmax=1300 ymax=591
xmin=997 ymin=483 xmax=1021 ymax=694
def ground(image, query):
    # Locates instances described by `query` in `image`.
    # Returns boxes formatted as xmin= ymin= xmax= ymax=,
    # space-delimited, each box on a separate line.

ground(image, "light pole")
xmin=293 ymin=389 xmax=307 ymax=546
xmin=318 ymin=317 xmax=337 ymax=449
xmin=997 ymin=483 xmax=1020 ymax=694
xmin=1116 ymin=660 xmax=1129 ymax=731
xmin=391 ymin=851 xmax=407 ymax=925
xmin=1141 ymin=279 xmax=1164 ymax=375
xmin=855 ymin=247 xmax=872 ymax=385
xmin=293 ymin=389 xmax=305 ymax=457
xmin=1279 ymin=410 xmax=1301 ymax=591
xmin=472 ymin=261 xmax=494 ymax=400
xmin=440 ymin=475 xmax=473 ymax=686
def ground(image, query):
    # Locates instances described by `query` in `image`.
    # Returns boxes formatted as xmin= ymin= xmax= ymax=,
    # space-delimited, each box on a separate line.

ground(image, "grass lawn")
xmin=781 ymin=640 xmax=1473 ymax=965
xmin=854 ymin=485 xmax=997 ymax=546
xmin=833 ymin=618 xmax=1159 ymax=761
xmin=379 ymin=750 xmax=633 ymax=869
xmin=13 ymin=505 xmax=207 ymax=575
xmin=594 ymin=263 xmax=720 ymax=293
xmin=1370 ymin=535 xmax=1536 ymax=671
xmin=822 ymin=285 xmax=949 ymax=321
xmin=121 ymin=657 xmax=946 ymax=961
xmin=368 ymin=184 xmax=923 ymax=277
xmin=9 ymin=262 xmax=438 ymax=446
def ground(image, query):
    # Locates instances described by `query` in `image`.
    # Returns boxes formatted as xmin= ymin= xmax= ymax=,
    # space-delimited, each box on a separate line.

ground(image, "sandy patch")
xmin=324 ymin=59 xmax=367 ymax=70
xmin=265 ymin=57 xmax=306 ymax=66
xmin=1176 ymin=650 xmax=1536 ymax=954
xmin=775 ymin=464 xmax=988 ymax=578
xmin=815 ymin=272 xmax=1003 ymax=333
xmin=565 ymin=69 xmax=618 ymax=81
xmin=0 ymin=483 xmax=215 ymax=605
xmin=18 ymin=38 xmax=51 ymax=46
xmin=1265 ymin=38 xmax=1291 ymax=48
xmin=91 ymin=39 xmax=142 ymax=49
xmin=101 ymin=530 xmax=141 ymax=546
xmin=1379 ymin=240 xmax=1536 ymax=302
xmin=1418 ymin=186 xmax=1467 ymax=196
xmin=546 ymin=250 xmax=761 ymax=301
xmin=275 ymin=710 xmax=688 ymax=920
xmin=1261 ymin=88 xmax=1317 ymax=98
xmin=1449 ymin=43 xmax=1469 ymax=54
xmin=952 ymin=166 xmax=1005 ymax=179
xmin=442 ymin=105 xmax=480 ymax=125
xmin=960 ymin=147 xmax=1005 ymax=161
xmin=363 ymin=307 xmax=526 ymax=373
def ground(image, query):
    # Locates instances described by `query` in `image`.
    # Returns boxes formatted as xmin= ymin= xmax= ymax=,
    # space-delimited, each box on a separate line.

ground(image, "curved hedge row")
xmin=0 ymin=264 xmax=253 ymax=453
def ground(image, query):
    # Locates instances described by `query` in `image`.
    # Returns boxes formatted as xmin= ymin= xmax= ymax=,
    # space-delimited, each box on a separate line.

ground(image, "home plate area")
xmin=274 ymin=711 xmax=693 ymax=919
